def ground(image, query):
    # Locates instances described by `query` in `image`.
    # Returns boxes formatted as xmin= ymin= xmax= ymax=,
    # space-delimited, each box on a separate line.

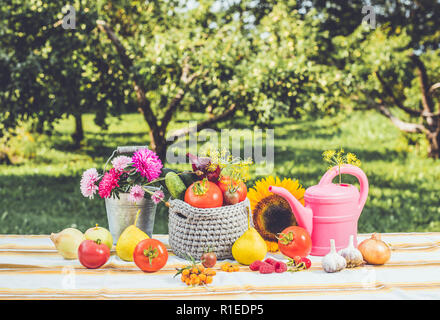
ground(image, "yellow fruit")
xmin=115 ymin=210 xmax=149 ymax=261
xmin=232 ymin=227 xmax=267 ymax=265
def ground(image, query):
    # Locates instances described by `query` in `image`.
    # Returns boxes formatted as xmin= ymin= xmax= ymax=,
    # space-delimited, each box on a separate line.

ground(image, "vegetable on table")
xmin=50 ymin=227 xmax=86 ymax=260
xmin=201 ymin=250 xmax=217 ymax=268
xmin=276 ymin=226 xmax=312 ymax=258
xmin=357 ymin=233 xmax=391 ymax=265
xmin=322 ymin=239 xmax=346 ymax=273
xmin=133 ymin=238 xmax=168 ymax=272
xmin=337 ymin=235 xmax=364 ymax=268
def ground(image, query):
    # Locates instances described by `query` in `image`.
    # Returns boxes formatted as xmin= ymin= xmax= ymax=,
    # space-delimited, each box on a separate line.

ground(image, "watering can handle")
xmin=318 ymin=164 xmax=369 ymax=211
xmin=103 ymin=145 xmax=149 ymax=171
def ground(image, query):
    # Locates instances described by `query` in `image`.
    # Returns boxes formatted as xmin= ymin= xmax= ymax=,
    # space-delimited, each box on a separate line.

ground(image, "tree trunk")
xmin=71 ymin=114 xmax=84 ymax=148
xmin=427 ymin=130 xmax=440 ymax=159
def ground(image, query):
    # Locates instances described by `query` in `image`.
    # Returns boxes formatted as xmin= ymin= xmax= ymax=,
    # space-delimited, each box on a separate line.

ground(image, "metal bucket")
xmin=105 ymin=187 xmax=159 ymax=245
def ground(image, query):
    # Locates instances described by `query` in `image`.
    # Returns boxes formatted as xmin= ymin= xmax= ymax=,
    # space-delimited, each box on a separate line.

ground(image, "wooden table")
xmin=1 ymin=233 xmax=440 ymax=300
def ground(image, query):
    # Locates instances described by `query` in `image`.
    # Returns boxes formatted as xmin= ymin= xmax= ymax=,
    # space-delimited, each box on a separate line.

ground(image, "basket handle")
xmin=168 ymin=200 xmax=190 ymax=220
xmin=103 ymin=145 xmax=149 ymax=171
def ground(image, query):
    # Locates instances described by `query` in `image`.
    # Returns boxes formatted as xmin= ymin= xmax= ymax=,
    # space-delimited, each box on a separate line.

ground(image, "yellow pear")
xmin=115 ymin=210 xmax=149 ymax=261
xmin=232 ymin=209 xmax=267 ymax=265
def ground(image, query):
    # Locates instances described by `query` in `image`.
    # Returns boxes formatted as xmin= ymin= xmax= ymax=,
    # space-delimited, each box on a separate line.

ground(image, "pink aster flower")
xmin=129 ymin=185 xmax=145 ymax=203
xmin=111 ymin=156 xmax=132 ymax=171
xmin=98 ymin=168 xmax=121 ymax=199
xmin=131 ymin=148 xmax=163 ymax=182
xmin=80 ymin=168 xmax=99 ymax=199
xmin=151 ymin=189 xmax=165 ymax=204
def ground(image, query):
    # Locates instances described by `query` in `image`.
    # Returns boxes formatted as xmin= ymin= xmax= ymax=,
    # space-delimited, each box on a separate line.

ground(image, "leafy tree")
xmin=96 ymin=0 xmax=339 ymax=160
xmin=0 ymin=0 xmax=131 ymax=147
xmin=332 ymin=24 xmax=440 ymax=158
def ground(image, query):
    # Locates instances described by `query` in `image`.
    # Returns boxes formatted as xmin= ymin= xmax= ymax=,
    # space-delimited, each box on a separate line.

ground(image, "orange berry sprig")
xmin=174 ymin=254 xmax=217 ymax=286
xmin=220 ymin=262 xmax=240 ymax=272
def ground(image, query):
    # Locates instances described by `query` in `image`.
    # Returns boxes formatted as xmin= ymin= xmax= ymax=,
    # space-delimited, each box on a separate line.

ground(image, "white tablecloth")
xmin=1 ymin=233 xmax=440 ymax=299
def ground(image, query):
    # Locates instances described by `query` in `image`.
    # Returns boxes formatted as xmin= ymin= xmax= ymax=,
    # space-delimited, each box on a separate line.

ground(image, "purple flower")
xmin=111 ymin=156 xmax=132 ymax=171
xmin=131 ymin=149 xmax=163 ymax=182
xmin=151 ymin=190 xmax=165 ymax=204
xmin=129 ymin=185 xmax=145 ymax=203
xmin=80 ymin=168 xmax=99 ymax=199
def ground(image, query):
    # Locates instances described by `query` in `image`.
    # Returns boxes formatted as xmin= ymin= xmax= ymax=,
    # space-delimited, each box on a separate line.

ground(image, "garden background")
xmin=1 ymin=0 xmax=439 ymax=235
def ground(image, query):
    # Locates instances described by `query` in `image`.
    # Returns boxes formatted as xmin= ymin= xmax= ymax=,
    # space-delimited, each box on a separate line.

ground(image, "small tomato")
xmin=217 ymin=176 xmax=247 ymax=203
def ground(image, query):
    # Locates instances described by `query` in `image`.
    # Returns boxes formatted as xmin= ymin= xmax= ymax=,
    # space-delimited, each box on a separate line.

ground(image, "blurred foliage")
xmin=1 ymin=111 xmax=439 ymax=234
xmin=1 ymin=0 xmax=439 ymax=156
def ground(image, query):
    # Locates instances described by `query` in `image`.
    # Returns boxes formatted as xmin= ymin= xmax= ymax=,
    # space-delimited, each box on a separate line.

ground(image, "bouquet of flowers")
xmin=80 ymin=148 xmax=165 ymax=204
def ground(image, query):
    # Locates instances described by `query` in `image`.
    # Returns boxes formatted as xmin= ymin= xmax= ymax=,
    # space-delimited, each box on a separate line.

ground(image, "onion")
xmin=357 ymin=233 xmax=391 ymax=265
xmin=186 ymin=153 xmax=220 ymax=182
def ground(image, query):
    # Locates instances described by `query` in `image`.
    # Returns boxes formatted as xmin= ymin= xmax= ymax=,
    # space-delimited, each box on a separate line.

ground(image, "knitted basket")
xmin=168 ymin=198 xmax=250 ymax=260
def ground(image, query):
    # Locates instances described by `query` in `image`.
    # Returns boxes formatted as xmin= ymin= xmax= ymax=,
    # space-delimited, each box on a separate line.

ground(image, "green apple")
xmin=84 ymin=224 xmax=113 ymax=250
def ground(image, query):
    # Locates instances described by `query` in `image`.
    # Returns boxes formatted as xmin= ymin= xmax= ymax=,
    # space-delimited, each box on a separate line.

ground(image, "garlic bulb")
xmin=322 ymin=239 xmax=346 ymax=273
xmin=338 ymin=235 xmax=364 ymax=268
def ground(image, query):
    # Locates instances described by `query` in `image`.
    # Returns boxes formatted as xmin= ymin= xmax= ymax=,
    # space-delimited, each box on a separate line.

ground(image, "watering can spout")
xmin=268 ymin=186 xmax=313 ymax=236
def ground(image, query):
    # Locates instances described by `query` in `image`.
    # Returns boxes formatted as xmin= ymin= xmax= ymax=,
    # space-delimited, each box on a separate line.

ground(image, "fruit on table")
xmin=201 ymin=250 xmax=217 ymax=268
xmin=50 ymin=227 xmax=86 ymax=259
xmin=220 ymin=262 xmax=240 ymax=272
xmin=184 ymin=178 xmax=223 ymax=208
xmin=78 ymin=239 xmax=110 ymax=269
xmin=232 ymin=226 xmax=267 ymax=265
xmin=176 ymin=264 xmax=217 ymax=286
xmin=277 ymin=226 xmax=312 ymax=258
xmin=133 ymin=238 xmax=168 ymax=272
xmin=84 ymin=224 xmax=113 ymax=250
xmin=165 ymin=172 xmax=187 ymax=200
xmin=116 ymin=209 xmax=149 ymax=261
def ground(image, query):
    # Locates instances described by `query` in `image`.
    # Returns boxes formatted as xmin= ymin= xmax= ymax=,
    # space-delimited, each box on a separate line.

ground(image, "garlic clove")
xmin=338 ymin=235 xmax=364 ymax=268
xmin=322 ymin=239 xmax=346 ymax=273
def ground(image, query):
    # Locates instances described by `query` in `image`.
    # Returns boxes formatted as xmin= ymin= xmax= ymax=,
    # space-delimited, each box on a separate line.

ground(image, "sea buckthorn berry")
xmin=182 ymin=269 xmax=190 ymax=276
xmin=205 ymin=276 xmax=213 ymax=284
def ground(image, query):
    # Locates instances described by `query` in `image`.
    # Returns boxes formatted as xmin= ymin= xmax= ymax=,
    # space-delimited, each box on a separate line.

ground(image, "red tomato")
xmin=184 ymin=179 xmax=223 ymax=208
xmin=217 ymin=176 xmax=247 ymax=203
xmin=133 ymin=238 xmax=168 ymax=272
xmin=277 ymin=226 xmax=312 ymax=258
xmin=78 ymin=239 xmax=110 ymax=269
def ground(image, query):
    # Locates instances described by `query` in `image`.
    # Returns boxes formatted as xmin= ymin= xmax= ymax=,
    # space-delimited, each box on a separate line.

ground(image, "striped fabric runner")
xmin=1 ymin=233 xmax=440 ymax=300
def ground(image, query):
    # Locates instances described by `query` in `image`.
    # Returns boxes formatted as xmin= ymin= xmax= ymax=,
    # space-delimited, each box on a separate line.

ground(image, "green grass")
xmin=1 ymin=110 xmax=439 ymax=235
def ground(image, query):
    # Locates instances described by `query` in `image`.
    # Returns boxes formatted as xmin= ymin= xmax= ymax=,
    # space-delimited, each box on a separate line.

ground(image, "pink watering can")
xmin=269 ymin=164 xmax=369 ymax=256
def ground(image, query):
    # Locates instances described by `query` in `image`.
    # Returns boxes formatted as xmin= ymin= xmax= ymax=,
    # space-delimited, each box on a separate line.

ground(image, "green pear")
xmin=85 ymin=224 xmax=113 ymax=250
xmin=232 ymin=227 xmax=267 ymax=265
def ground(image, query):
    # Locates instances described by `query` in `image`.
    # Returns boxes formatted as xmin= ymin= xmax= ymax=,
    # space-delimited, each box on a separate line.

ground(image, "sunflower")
xmin=248 ymin=176 xmax=305 ymax=252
